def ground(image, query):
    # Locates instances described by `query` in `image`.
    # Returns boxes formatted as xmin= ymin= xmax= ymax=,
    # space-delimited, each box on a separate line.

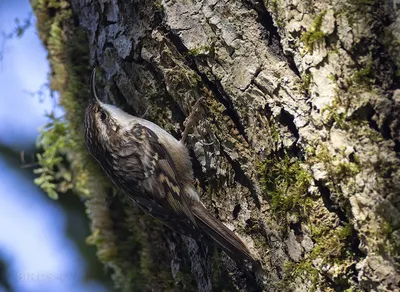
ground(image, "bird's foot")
xmin=141 ymin=105 xmax=151 ymax=119
xmin=180 ymin=97 xmax=205 ymax=144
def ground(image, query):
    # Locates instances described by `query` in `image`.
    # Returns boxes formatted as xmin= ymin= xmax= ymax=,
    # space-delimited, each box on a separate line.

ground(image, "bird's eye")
xmin=100 ymin=111 xmax=107 ymax=122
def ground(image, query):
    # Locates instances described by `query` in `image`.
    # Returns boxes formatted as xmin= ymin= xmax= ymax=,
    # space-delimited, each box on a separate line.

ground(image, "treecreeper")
xmin=84 ymin=69 xmax=258 ymax=267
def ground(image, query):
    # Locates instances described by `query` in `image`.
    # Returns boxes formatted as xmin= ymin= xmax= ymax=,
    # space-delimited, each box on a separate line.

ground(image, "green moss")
xmin=311 ymin=144 xmax=361 ymax=190
xmin=333 ymin=161 xmax=360 ymax=179
xmin=336 ymin=0 xmax=373 ymax=27
xmin=259 ymin=163 xmax=358 ymax=290
xmin=283 ymin=219 xmax=357 ymax=290
xmin=264 ymin=144 xmax=361 ymax=289
xmin=264 ymin=0 xmax=285 ymax=28
xmin=32 ymin=0 xmax=93 ymax=200
xmin=353 ymin=66 xmax=372 ymax=84
xmin=300 ymin=72 xmax=313 ymax=93
xmin=153 ymin=0 xmax=164 ymax=11
xmin=301 ymin=10 xmax=328 ymax=52
xmin=302 ymin=31 xmax=326 ymax=50
xmin=186 ymin=45 xmax=213 ymax=57
xmin=34 ymin=116 xmax=75 ymax=199
xmin=313 ymin=10 xmax=327 ymax=30
xmin=352 ymin=54 xmax=373 ymax=86
xmin=349 ymin=0 xmax=375 ymax=6
xmin=328 ymin=74 xmax=337 ymax=82
xmin=321 ymin=96 xmax=349 ymax=130
xmin=258 ymin=153 xmax=312 ymax=215
xmin=269 ymin=119 xmax=280 ymax=142
xmin=312 ymin=224 xmax=353 ymax=260
xmin=86 ymin=228 xmax=118 ymax=262
xmin=161 ymin=46 xmax=203 ymax=92
xmin=283 ymin=260 xmax=320 ymax=291
xmin=373 ymin=206 xmax=400 ymax=259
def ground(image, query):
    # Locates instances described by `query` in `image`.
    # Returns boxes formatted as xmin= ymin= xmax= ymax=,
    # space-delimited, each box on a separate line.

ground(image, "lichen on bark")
xmin=32 ymin=0 xmax=400 ymax=291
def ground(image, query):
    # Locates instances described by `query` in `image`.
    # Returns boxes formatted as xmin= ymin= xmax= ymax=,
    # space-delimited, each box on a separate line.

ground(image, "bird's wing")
xmin=125 ymin=124 xmax=257 ymax=264
xmin=128 ymin=123 xmax=197 ymax=228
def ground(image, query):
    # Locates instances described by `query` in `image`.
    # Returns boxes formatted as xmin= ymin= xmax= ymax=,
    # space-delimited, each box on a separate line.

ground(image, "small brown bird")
xmin=84 ymin=69 xmax=255 ymax=264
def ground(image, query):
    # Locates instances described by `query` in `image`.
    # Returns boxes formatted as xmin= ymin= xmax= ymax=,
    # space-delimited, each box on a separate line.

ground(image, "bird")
xmin=84 ymin=68 xmax=256 ymax=264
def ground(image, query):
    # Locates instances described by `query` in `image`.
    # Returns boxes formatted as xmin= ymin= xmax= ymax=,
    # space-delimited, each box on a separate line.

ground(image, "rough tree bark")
xmin=32 ymin=0 xmax=400 ymax=291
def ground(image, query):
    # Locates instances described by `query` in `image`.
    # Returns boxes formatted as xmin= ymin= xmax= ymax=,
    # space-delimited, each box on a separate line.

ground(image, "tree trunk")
xmin=32 ymin=0 xmax=400 ymax=291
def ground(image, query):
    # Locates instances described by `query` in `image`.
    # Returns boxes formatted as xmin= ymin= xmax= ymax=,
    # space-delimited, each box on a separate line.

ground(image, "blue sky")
xmin=0 ymin=1 xmax=106 ymax=291
xmin=0 ymin=0 xmax=59 ymax=147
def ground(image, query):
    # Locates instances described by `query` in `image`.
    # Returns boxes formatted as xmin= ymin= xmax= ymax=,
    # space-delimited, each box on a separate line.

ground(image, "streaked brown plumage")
xmin=84 ymin=69 xmax=256 ymax=264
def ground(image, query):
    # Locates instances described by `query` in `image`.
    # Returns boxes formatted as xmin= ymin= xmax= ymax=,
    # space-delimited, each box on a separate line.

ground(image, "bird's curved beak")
xmin=90 ymin=68 xmax=102 ymax=104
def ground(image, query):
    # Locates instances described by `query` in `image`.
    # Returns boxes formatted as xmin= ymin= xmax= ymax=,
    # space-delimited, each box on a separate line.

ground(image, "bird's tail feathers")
xmin=191 ymin=204 xmax=256 ymax=264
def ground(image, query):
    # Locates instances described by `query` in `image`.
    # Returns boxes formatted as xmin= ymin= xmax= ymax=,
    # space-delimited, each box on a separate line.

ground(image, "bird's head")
xmin=84 ymin=69 xmax=132 ymax=161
